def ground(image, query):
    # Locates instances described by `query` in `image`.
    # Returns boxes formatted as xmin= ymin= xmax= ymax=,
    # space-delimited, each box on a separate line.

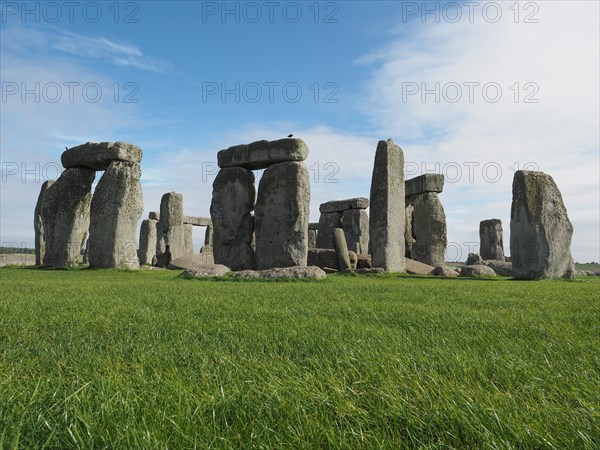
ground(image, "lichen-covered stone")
xmin=480 ymin=219 xmax=504 ymax=261
xmin=62 ymin=141 xmax=142 ymax=170
xmin=406 ymin=192 xmax=447 ymax=267
xmin=217 ymin=138 xmax=309 ymax=170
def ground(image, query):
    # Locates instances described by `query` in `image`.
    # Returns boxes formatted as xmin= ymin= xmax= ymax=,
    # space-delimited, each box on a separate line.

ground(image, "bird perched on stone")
xmin=287 ymin=134 xmax=293 ymax=138
xmin=65 ymin=146 xmax=68 ymax=150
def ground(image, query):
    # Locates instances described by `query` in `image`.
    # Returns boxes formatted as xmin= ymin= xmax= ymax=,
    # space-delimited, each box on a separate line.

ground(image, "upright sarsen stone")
xmin=34 ymin=179 xmax=55 ymax=265
xmin=255 ymin=161 xmax=310 ymax=269
xmin=406 ymin=192 xmax=447 ymax=267
xmin=316 ymin=212 xmax=342 ymax=249
xmin=480 ymin=219 xmax=504 ymax=261
xmin=341 ymin=208 xmax=369 ymax=254
xmin=88 ymin=161 xmax=143 ymax=269
xmin=510 ymin=170 xmax=575 ymax=280
xmin=138 ymin=218 xmax=158 ymax=265
xmin=41 ymin=168 xmax=95 ymax=267
xmin=156 ymin=192 xmax=192 ymax=264
xmin=369 ymin=139 xmax=405 ymax=272
xmin=210 ymin=167 xmax=256 ymax=270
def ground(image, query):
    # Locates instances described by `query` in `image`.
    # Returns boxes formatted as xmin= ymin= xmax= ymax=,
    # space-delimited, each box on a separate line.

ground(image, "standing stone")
xmin=369 ymin=139 xmax=405 ymax=272
xmin=341 ymin=209 xmax=369 ymax=254
xmin=406 ymin=192 xmax=447 ymax=267
xmin=88 ymin=161 xmax=143 ymax=269
xmin=255 ymin=161 xmax=310 ymax=269
xmin=200 ymin=225 xmax=214 ymax=253
xmin=156 ymin=192 xmax=192 ymax=265
xmin=210 ymin=167 xmax=256 ymax=270
xmin=308 ymin=229 xmax=318 ymax=249
xmin=332 ymin=228 xmax=351 ymax=271
xmin=316 ymin=212 xmax=342 ymax=249
xmin=138 ymin=219 xmax=158 ymax=265
xmin=34 ymin=180 xmax=55 ymax=265
xmin=41 ymin=168 xmax=95 ymax=267
xmin=480 ymin=219 xmax=504 ymax=261
xmin=184 ymin=224 xmax=194 ymax=255
xmin=510 ymin=170 xmax=575 ymax=280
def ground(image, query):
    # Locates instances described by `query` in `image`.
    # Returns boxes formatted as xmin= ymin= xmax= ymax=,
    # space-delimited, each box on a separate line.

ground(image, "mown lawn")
xmin=0 ymin=267 xmax=598 ymax=449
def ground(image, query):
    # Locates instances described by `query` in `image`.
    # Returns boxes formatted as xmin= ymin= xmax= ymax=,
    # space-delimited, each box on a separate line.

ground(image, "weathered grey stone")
xmin=333 ymin=228 xmax=351 ymax=271
xmin=138 ymin=219 xmax=158 ymax=265
xmin=88 ymin=161 xmax=143 ymax=269
xmin=181 ymin=264 xmax=229 ymax=278
xmin=210 ymin=167 xmax=256 ymax=270
xmin=200 ymin=225 xmax=214 ymax=253
xmin=510 ymin=171 xmax=575 ymax=280
xmin=405 ymin=174 xmax=444 ymax=197
xmin=183 ymin=216 xmax=211 ymax=226
xmin=369 ymin=139 xmax=405 ymax=272
xmin=41 ymin=168 xmax=95 ymax=267
xmin=481 ymin=260 xmax=513 ymax=277
xmin=62 ymin=141 xmax=142 ymax=170
xmin=429 ymin=266 xmax=459 ymax=277
xmin=34 ymin=180 xmax=55 ymax=265
xmin=480 ymin=219 xmax=505 ymax=261
xmin=341 ymin=209 xmax=369 ymax=254
xmin=316 ymin=212 xmax=342 ymax=249
xmin=149 ymin=211 xmax=160 ymax=220
xmin=461 ymin=265 xmax=496 ymax=277
xmin=405 ymin=258 xmax=435 ymax=275
xmin=348 ymin=251 xmax=358 ymax=271
xmin=231 ymin=266 xmax=326 ymax=279
xmin=356 ymin=254 xmax=372 ymax=269
xmin=405 ymin=192 xmax=447 ymax=267
xmin=218 ymin=138 xmax=309 ymax=170
xmin=319 ymin=197 xmax=369 ymax=214
xmin=255 ymin=161 xmax=310 ymax=269
xmin=466 ymin=253 xmax=483 ymax=266
xmin=168 ymin=254 xmax=217 ymax=271
xmin=184 ymin=224 xmax=194 ymax=256
xmin=308 ymin=229 xmax=318 ymax=249
xmin=156 ymin=192 xmax=192 ymax=265
xmin=307 ymin=248 xmax=339 ymax=270
xmin=308 ymin=222 xmax=319 ymax=230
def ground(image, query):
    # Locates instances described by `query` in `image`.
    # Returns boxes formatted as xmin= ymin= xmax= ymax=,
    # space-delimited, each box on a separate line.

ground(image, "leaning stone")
xmin=182 ymin=264 xmax=229 ymax=278
xmin=510 ymin=170 xmax=575 ymax=280
xmin=218 ymin=138 xmax=309 ymax=170
xmin=429 ymin=266 xmax=459 ymax=277
xmin=183 ymin=216 xmax=211 ymax=226
xmin=355 ymin=268 xmax=385 ymax=274
xmin=62 ymin=141 xmax=142 ymax=170
xmin=461 ymin=265 xmax=496 ymax=277
xmin=41 ymin=168 xmax=95 ymax=267
xmin=242 ymin=266 xmax=326 ymax=279
xmin=319 ymin=197 xmax=369 ymax=214
xmin=482 ymin=260 xmax=513 ymax=277
xmin=88 ymin=161 xmax=143 ymax=269
xmin=369 ymin=139 xmax=405 ymax=272
xmin=255 ymin=161 xmax=310 ymax=269
xmin=466 ymin=253 xmax=483 ymax=266
xmin=332 ymin=228 xmax=351 ymax=271
xmin=34 ymin=180 xmax=55 ymax=265
xmin=308 ymin=248 xmax=339 ymax=270
xmin=405 ymin=258 xmax=435 ymax=275
xmin=138 ymin=219 xmax=158 ymax=265
xmin=210 ymin=167 xmax=256 ymax=270
xmin=169 ymin=254 xmax=217 ymax=271
xmin=480 ymin=219 xmax=505 ymax=261
xmin=406 ymin=192 xmax=447 ymax=267
xmin=405 ymin=174 xmax=444 ymax=197
xmin=341 ymin=209 xmax=369 ymax=254
xmin=316 ymin=212 xmax=342 ymax=249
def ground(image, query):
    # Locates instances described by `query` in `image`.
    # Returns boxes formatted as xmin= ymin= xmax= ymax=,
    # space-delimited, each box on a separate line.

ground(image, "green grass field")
xmin=0 ymin=267 xmax=598 ymax=449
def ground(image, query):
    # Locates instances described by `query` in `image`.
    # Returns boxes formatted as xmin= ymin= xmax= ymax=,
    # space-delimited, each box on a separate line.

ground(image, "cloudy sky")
xmin=1 ymin=1 xmax=598 ymax=262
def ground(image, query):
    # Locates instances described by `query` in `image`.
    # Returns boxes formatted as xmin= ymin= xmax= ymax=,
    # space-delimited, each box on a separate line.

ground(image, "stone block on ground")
xmin=405 ymin=258 xmax=435 ymax=275
xmin=169 ymin=254 xmax=218 ymax=271
xmin=230 ymin=266 xmax=326 ymax=279
xmin=461 ymin=265 xmax=496 ymax=277
xmin=429 ymin=266 xmax=459 ymax=277
xmin=34 ymin=180 xmax=55 ymax=265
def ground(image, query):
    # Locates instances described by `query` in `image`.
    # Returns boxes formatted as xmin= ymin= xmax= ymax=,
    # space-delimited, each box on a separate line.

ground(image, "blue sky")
xmin=1 ymin=1 xmax=599 ymax=262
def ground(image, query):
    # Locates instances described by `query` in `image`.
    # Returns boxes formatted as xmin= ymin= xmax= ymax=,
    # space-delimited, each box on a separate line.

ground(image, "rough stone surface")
xmin=210 ymin=168 xmax=256 ymax=270
xmin=255 ymin=161 xmax=310 ymax=269
xmin=218 ymin=138 xmax=309 ymax=170
xmin=182 ymin=264 xmax=229 ymax=278
xmin=356 ymin=254 xmax=372 ymax=269
xmin=308 ymin=222 xmax=319 ymax=230
xmin=307 ymin=248 xmax=339 ymax=270
xmin=355 ymin=268 xmax=385 ymax=274
xmin=405 ymin=258 xmax=435 ymax=275
xmin=405 ymin=174 xmax=444 ymax=197
xmin=34 ymin=180 xmax=55 ymax=265
xmin=480 ymin=219 xmax=505 ymax=261
xmin=184 ymin=224 xmax=194 ymax=256
xmin=348 ymin=251 xmax=358 ymax=271
xmin=41 ymin=168 xmax=95 ymax=267
xmin=405 ymin=192 xmax=447 ymax=267
xmin=308 ymin=229 xmax=318 ymax=249
xmin=369 ymin=139 xmax=405 ymax=272
xmin=316 ymin=212 xmax=342 ymax=249
xmin=138 ymin=219 xmax=158 ymax=265
xmin=149 ymin=211 xmax=160 ymax=220
xmin=482 ymin=260 xmax=513 ymax=277
xmin=333 ymin=228 xmax=351 ymax=271
xmin=319 ymin=197 xmax=369 ymax=214
xmin=183 ymin=216 xmax=211 ymax=226
xmin=429 ymin=266 xmax=459 ymax=277
xmin=88 ymin=161 xmax=143 ymax=269
xmin=461 ymin=265 xmax=496 ymax=277
xmin=62 ymin=141 xmax=142 ymax=170
xmin=168 ymin=254 xmax=218 ymax=271
xmin=156 ymin=192 xmax=191 ymax=265
xmin=341 ymin=209 xmax=369 ymax=254
xmin=201 ymin=225 xmax=214 ymax=253
xmin=466 ymin=253 xmax=483 ymax=266
xmin=510 ymin=171 xmax=575 ymax=280
xmin=231 ymin=266 xmax=326 ymax=279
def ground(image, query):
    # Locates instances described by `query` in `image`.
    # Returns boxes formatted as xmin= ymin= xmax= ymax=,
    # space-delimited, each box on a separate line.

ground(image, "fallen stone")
xmin=429 ymin=266 xmax=459 ymax=277
xmin=369 ymin=139 xmax=405 ymax=272
xmin=481 ymin=260 xmax=513 ymax=277
xmin=254 ymin=161 xmax=310 ymax=269
xmin=231 ymin=266 xmax=326 ymax=279
xmin=461 ymin=265 xmax=496 ymax=277
xmin=308 ymin=248 xmax=339 ymax=270
xmin=210 ymin=168 xmax=256 ymax=270
xmin=355 ymin=268 xmax=385 ymax=274
xmin=316 ymin=211 xmax=342 ymax=249
xmin=333 ymin=228 xmax=351 ymax=271
xmin=218 ymin=138 xmax=309 ymax=170
xmin=480 ymin=219 xmax=505 ymax=261
xmin=62 ymin=141 xmax=142 ymax=170
xmin=41 ymin=168 xmax=95 ymax=267
xmin=168 ymin=254 xmax=217 ymax=271
xmin=323 ymin=267 xmax=339 ymax=274
xmin=510 ymin=171 xmax=575 ymax=280
xmin=405 ymin=174 xmax=444 ymax=197
xmin=405 ymin=258 xmax=435 ymax=275
xmin=182 ymin=264 xmax=230 ymax=278
xmin=34 ymin=180 xmax=55 ymax=265
xmin=319 ymin=197 xmax=369 ymax=214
